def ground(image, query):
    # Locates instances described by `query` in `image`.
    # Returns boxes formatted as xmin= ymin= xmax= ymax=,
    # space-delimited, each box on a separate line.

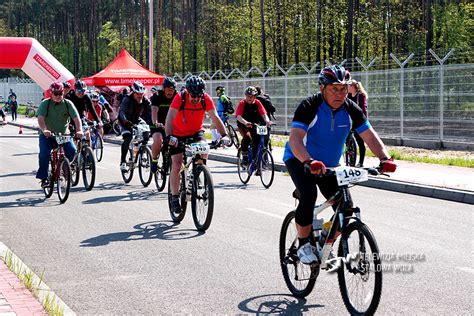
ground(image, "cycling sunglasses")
xmin=52 ymin=92 xmax=63 ymax=96
xmin=189 ymin=93 xmax=203 ymax=98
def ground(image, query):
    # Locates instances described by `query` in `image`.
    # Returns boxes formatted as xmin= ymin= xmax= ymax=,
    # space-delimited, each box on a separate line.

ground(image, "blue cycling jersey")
xmin=283 ymin=94 xmax=370 ymax=167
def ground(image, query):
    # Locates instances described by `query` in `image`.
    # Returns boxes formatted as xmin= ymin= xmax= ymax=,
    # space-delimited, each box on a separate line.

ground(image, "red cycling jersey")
xmin=87 ymin=103 xmax=102 ymax=121
xmin=170 ymin=92 xmax=215 ymax=136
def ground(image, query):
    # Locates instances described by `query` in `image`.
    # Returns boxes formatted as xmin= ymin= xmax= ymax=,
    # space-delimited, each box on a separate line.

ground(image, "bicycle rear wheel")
xmin=279 ymin=211 xmax=319 ymax=298
xmin=154 ymin=152 xmax=167 ymax=192
xmin=82 ymin=147 xmax=96 ymax=191
xmin=57 ymin=158 xmax=71 ymax=204
xmin=191 ymin=164 xmax=214 ymax=231
xmin=94 ymin=134 xmax=104 ymax=162
xmin=237 ymin=148 xmax=251 ymax=184
xmin=121 ymin=149 xmax=134 ymax=183
xmin=138 ymin=146 xmax=153 ymax=187
xmin=345 ymin=136 xmax=358 ymax=167
xmin=259 ymin=148 xmax=275 ymax=188
xmin=70 ymin=154 xmax=80 ymax=187
xmin=168 ymin=169 xmax=187 ymax=222
xmin=227 ymin=124 xmax=240 ymax=149
xmin=338 ymin=221 xmax=382 ymax=315
xmin=43 ymin=160 xmax=55 ymax=198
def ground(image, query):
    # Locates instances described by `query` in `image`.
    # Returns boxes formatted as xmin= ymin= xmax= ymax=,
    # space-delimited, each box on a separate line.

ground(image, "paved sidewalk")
xmin=0 ymin=260 xmax=47 ymax=316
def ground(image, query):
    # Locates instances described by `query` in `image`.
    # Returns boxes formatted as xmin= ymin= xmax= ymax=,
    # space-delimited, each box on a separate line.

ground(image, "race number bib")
xmin=190 ymin=142 xmax=210 ymax=155
xmin=334 ymin=166 xmax=368 ymax=186
xmin=256 ymin=125 xmax=268 ymax=135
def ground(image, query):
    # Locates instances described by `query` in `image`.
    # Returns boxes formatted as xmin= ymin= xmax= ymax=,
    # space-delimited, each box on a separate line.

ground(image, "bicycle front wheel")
xmin=168 ymin=169 xmax=187 ymax=222
xmin=237 ymin=148 xmax=251 ymax=184
xmin=82 ymin=147 xmax=96 ymax=191
xmin=57 ymin=158 xmax=71 ymax=204
xmin=121 ymin=149 xmax=134 ymax=183
xmin=259 ymin=148 xmax=275 ymax=188
xmin=191 ymin=164 xmax=214 ymax=231
xmin=94 ymin=134 xmax=104 ymax=162
xmin=279 ymin=211 xmax=318 ymax=298
xmin=227 ymin=124 xmax=240 ymax=149
xmin=338 ymin=221 xmax=382 ymax=315
xmin=154 ymin=152 xmax=167 ymax=192
xmin=43 ymin=160 xmax=55 ymax=198
xmin=70 ymin=154 xmax=80 ymax=187
xmin=138 ymin=146 xmax=153 ymax=187
xmin=345 ymin=136 xmax=358 ymax=167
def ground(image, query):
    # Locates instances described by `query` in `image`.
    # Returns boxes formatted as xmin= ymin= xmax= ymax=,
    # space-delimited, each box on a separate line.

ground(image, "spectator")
xmin=10 ymin=95 xmax=18 ymax=121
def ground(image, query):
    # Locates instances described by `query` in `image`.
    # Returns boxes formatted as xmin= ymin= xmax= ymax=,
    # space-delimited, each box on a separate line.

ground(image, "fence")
xmin=2 ymin=49 xmax=473 ymax=148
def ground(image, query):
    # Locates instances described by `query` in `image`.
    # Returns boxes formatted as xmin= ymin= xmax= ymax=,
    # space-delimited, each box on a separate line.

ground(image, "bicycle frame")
xmin=245 ymin=125 xmax=268 ymax=175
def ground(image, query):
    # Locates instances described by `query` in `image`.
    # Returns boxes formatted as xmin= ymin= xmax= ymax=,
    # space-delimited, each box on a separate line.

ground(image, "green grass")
xmin=367 ymin=149 xmax=474 ymax=168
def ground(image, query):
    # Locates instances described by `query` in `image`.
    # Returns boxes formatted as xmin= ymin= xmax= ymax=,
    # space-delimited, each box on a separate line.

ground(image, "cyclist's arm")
xmin=37 ymin=116 xmax=48 ymax=133
xmin=208 ymin=109 xmax=227 ymax=136
xmin=164 ymin=107 xmax=178 ymax=136
xmin=151 ymin=106 xmax=159 ymax=126
xmin=359 ymin=127 xmax=390 ymax=160
xmin=288 ymin=127 xmax=312 ymax=163
xmin=72 ymin=116 xmax=83 ymax=134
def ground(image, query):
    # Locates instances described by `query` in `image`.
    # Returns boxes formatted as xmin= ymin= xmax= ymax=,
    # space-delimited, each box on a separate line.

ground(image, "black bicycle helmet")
xmin=318 ymin=65 xmax=352 ymax=86
xmin=74 ymin=79 xmax=86 ymax=91
xmin=216 ymin=86 xmax=225 ymax=93
xmin=185 ymin=76 xmax=206 ymax=96
xmin=63 ymin=81 xmax=71 ymax=89
xmin=244 ymin=86 xmax=258 ymax=96
xmin=131 ymin=81 xmax=146 ymax=94
xmin=162 ymin=77 xmax=177 ymax=89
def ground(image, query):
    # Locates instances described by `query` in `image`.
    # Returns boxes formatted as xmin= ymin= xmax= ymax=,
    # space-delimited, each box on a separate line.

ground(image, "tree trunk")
xmin=259 ymin=0 xmax=267 ymax=68
xmin=345 ymin=0 xmax=354 ymax=62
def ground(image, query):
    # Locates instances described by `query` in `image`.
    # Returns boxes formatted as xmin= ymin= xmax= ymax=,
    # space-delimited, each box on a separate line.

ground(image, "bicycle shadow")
xmin=0 ymin=170 xmax=37 ymax=178
xmin=81 ymin=189 xmax=167 ymax=204
xmin=0 ymin=196 xmax=55 ymax=208
xmin=12 ymin=152 xmax=37 ymax=157
xmin=80 ymin=220 xmax=203 ymax=247
xmin=238 ymin=294 xmax=324 ymax=315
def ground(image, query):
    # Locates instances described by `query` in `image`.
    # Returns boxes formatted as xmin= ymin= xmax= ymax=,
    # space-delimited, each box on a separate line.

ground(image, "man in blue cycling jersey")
xmin=284 ymin=65 xmax=397 ymax=264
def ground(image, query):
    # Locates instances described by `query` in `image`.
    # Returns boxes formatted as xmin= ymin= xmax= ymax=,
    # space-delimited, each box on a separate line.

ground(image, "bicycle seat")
xmin=292 ymin=189 xmax=301 ymax=200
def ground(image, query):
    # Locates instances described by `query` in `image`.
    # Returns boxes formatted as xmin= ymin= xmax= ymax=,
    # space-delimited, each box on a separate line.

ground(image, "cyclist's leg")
xmin=63 ymin=140 xmax=77 ymax=162
xmin=36 ymin=134 xmax=54 ymax=180
xmin=169 ymin=142 xmax=185 ymax=195
xmin=354 ymin=132 xmax=365 ymax=166
xmin=121 ymin=128 xmax=132 ymax=164
xmin=250 ymin=127 xmax=260 ymax=158
xmin=151 ymin=127 xmax=163 ymax=160
xmin=237 ymin=124 xmax=251 ymax=161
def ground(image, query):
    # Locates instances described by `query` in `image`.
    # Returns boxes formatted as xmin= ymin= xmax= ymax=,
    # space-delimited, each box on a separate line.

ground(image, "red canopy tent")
xmin=82 ymin=49 xmax=164 ymax=88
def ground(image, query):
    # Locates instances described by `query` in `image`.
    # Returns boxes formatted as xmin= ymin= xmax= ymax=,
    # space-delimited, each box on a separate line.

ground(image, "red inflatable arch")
xmin=0 ymin=37 xmax=75 ymax=93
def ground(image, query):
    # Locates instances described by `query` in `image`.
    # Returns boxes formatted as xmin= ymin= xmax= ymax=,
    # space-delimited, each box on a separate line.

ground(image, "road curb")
xmin=0 ymin=242 xmax=76 ymax=316
xmin=9 ymin=121 xmax=474 ymax=205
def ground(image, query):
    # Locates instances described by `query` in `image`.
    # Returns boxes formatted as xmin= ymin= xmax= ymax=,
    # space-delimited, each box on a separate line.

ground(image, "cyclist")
xmin=164 ymin=75 xmax=230 ymax=213
xmin=348 ymin=80 xmax=369 ymax=167
xmin=283 ymin=65 xmax=397 ymax=264
xmin=67 ymin=79 xmax=102 ymax=139
xmin=88 ymin=92 xmax=106 ymax=137
xmin=235 ymin=86 xmax=272 ymax=167
xmin=150 ymin=77 xmax=177 ymax=173
xmin=35 ymin=82 xmax=83 ymax=187
xmin=63 ymin=81 xmax=72 ymax=98
xmin=118 ymin=81 xmax=152 ymax=171
xmin=210 ymin=85 xmax=233 ymax=145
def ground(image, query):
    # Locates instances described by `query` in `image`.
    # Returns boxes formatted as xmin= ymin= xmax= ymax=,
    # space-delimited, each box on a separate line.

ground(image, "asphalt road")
xmin=0 ymin=124 xmax=472 ymax=315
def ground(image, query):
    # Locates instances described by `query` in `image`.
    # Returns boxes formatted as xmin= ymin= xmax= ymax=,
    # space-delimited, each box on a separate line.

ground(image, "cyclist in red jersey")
xmin=165 ymin=76 xmax=230 ymax=213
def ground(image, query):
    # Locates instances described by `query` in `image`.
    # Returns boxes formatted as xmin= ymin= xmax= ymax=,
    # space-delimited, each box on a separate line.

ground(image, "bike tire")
xmin=95 ymin=134 xmax=104 ymax=162
xmin=237 ymin=148 xmax=251 ymax=184
xmin=191 ymin=164 xmax=214 ymax=231
xmin=43 ymin=160 xmax=55 ymax=198
xmin=82 ymin=147 xmax=96 ymax=191
xmin=279 ymin=211 xmax=319 ymax=298
xmin=70 ymin=154 xmax=81 ymax=187
xmin=154 ymin=152 xmax=167 ymax=192
xmin=138 ymin=146 xmax=153 ymax=187
xmin=227 ymin=124 xmax=240 ymax=149
xmin=259 ymin=148 xmax=275 ymax=189
xmin=345 ymin=136 xmax=358 ymax=167
xmin=337 ymin=221 xmax=382 ymax=315
xmin=121 ymin=149 xmax=134 ymax=183
xmin=57 ymin=158 xmax=71 ymax=204
xmin=168 ymin=169 xmax=186 ymax=222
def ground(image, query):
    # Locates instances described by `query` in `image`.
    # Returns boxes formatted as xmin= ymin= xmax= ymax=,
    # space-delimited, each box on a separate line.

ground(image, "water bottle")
xmin=319 ymin=220 xmax=332 ymax=248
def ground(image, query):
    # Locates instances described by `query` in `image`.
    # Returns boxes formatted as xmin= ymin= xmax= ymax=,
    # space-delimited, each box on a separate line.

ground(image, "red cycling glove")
xmin=379 ymin=157 xmax=397 ymax=173
xmin=304 ymin=159 xmax=326 ymax=175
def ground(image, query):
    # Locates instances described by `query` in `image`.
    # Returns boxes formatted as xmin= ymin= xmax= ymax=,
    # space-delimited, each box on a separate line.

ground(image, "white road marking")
xmin=245 ymin=207 xmax=284 ymax=220
xmin=456 ymin=267 xmax=474 ymax=274
xmin=96 ymin=165 xmax=107 ymax=170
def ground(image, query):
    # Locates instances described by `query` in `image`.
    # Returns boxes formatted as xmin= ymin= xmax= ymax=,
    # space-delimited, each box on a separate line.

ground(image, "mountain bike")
xmin=279 ymin=165 xmax=384 ymax=315
xmin=223 ymin=113 xmax=239 ymax=149
xmin=25 ymin=101 xmax=36 ymax=117
xmin=344 ymin=130 xmax=357 ymax=167
xmin=70 ymin=129 xmax=96 ymax=191
xmin=121 ymin=122 xmax=153 ymax=187
xmin=167 ymin=139 xmax=221 ymax=231
xmin=154 ymin=143 xmax=171 ymax=192
xmin=88 ymin=121 xmax=104 ymax=162
xmin=42 ymin=134 xmax=72 ymax=204
xmin=237 ymin=123 xmax=275 ymax=188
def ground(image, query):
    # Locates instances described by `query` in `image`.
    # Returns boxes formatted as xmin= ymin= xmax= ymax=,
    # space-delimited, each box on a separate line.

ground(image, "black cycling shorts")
xmin=169 ymin=131 xmax=206 ymax=156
